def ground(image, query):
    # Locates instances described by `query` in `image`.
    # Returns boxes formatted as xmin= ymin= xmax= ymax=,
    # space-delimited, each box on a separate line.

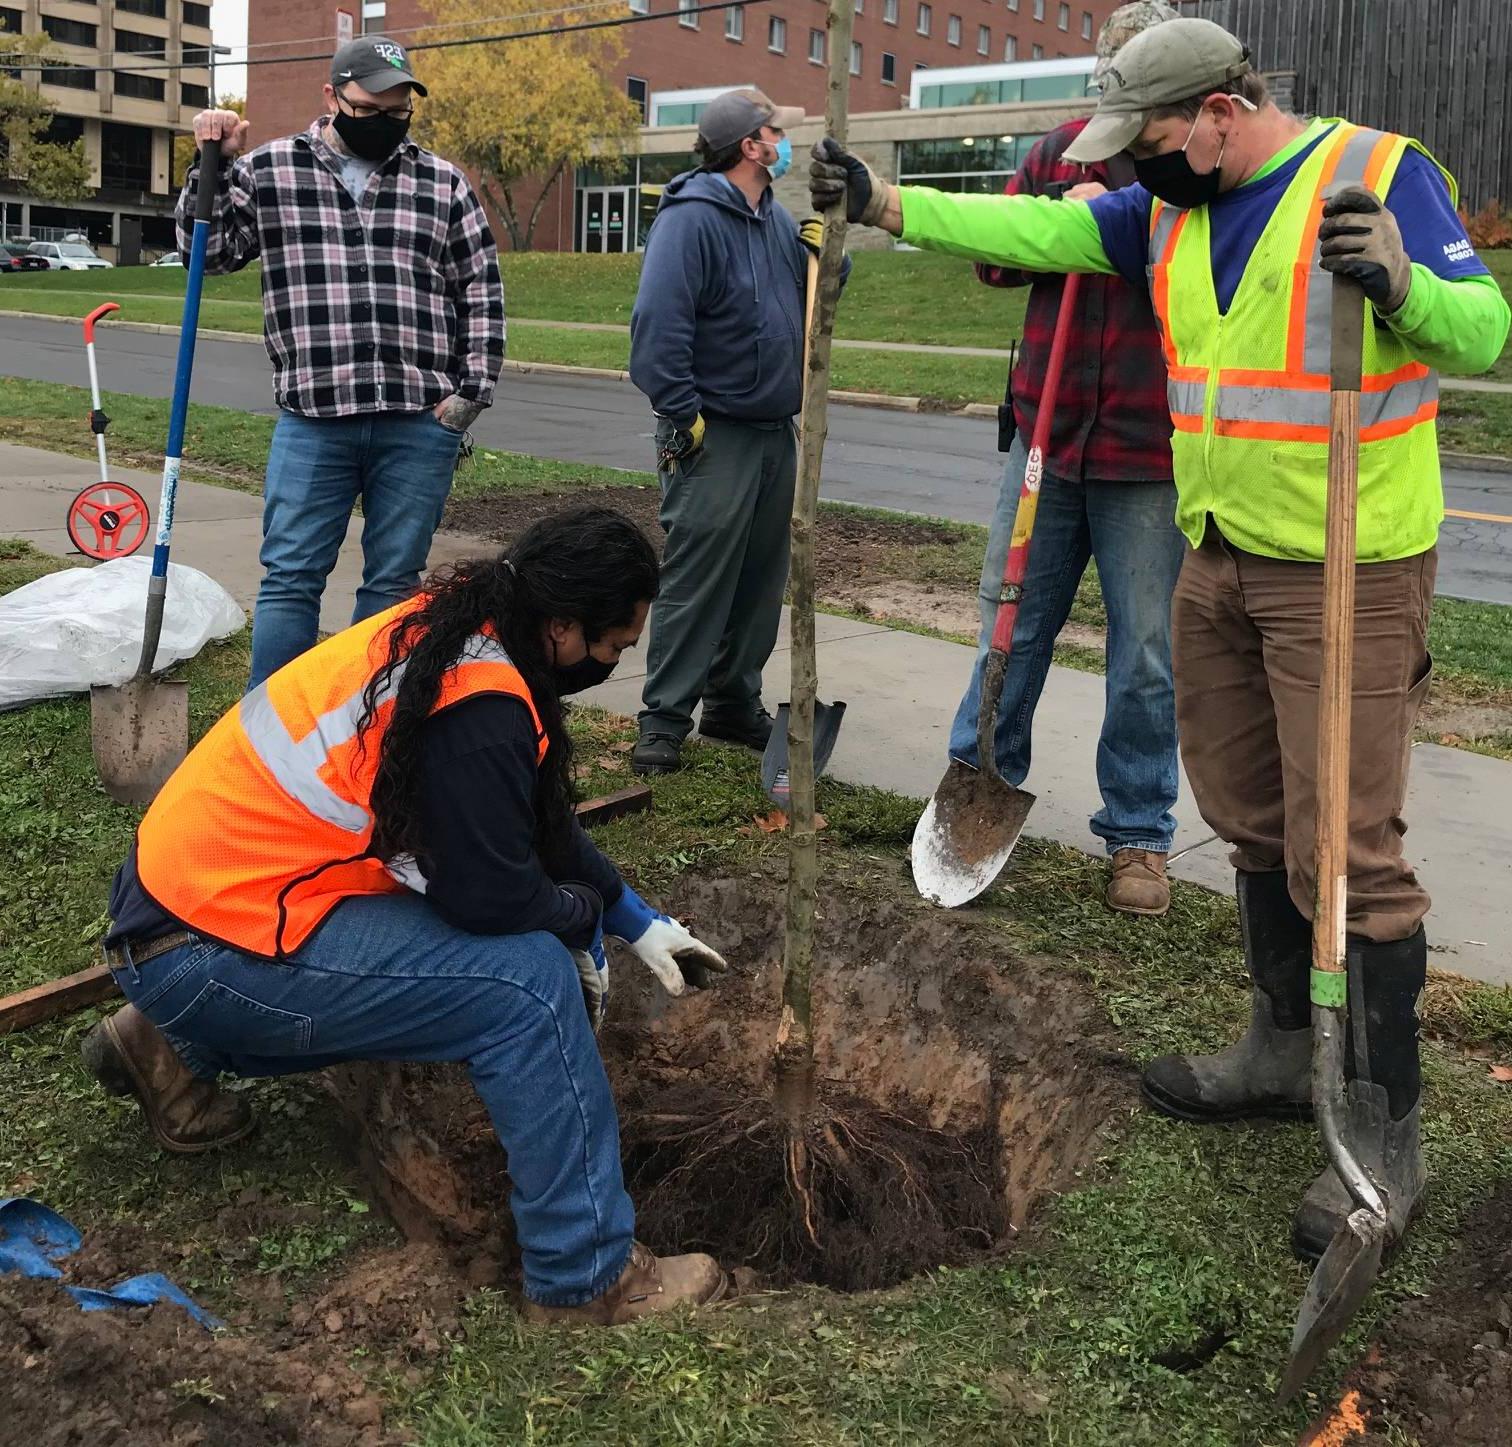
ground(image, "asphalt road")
xmin=4 ymin=313 xmax=1511 ymax=603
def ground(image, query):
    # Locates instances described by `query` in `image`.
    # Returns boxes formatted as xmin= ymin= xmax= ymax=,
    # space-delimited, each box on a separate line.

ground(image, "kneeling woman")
xmin=86 ymin=508 xmax=729 ymax=1324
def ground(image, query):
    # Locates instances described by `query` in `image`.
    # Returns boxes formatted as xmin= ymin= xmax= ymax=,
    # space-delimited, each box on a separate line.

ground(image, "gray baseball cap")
xmin=696 ymin=88 xmax=804 ymax=150
xmin=1064 ymin=18 xmax=1251 ymax=164
xmin=330 ymin=35 xmax=428 ymax=98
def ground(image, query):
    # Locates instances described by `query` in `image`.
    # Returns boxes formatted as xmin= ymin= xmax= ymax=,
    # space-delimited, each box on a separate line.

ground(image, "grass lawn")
xmin=3 ymin=534 xmax=1512 ymax=1443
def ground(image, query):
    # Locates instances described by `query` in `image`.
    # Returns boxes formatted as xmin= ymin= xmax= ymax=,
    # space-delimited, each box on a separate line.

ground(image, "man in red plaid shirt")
xmin=183 ymin=36 xmax=505 ymax=691
xmin=946 ymin=1 xmax=1184 ymax=916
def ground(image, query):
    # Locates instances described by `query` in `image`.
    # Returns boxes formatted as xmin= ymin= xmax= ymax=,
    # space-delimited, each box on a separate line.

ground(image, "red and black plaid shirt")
xmin=977 ymin=116 xmax=1173 ymax=482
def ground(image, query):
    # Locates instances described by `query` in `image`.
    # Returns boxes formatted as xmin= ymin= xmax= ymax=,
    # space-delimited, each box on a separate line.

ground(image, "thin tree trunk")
xmin=773 ymin=0 xmax=855 ymax=1125
xmin=521 ymin=158 xmax=568 ymax=252
xmin=485 ymin=177 xmax=527 ymax=252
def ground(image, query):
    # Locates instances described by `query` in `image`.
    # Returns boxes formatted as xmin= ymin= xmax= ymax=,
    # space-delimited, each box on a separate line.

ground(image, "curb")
xmin=1440 ymin=449 xmax=1512 ymax=474
xmin=2 ymin=309 xmax=262 ymax=346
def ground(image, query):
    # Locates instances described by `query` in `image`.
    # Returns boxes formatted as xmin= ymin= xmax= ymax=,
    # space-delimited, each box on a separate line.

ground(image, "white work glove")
xmin=603 ymin=884 xmax=728 ymax=997
xmin=571 ymin=930 xmax=609 ymax=1034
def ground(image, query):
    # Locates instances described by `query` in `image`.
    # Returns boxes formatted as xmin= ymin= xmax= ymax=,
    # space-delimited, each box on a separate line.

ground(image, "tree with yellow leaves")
xmin=415 ymin=0 xmax=642 ymax=251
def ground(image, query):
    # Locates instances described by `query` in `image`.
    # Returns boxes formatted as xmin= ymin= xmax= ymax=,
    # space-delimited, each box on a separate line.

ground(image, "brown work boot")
xmin=81 ymin=1005 xmax=255 ymax=1154
xmin=522 ymin=1241 xmax=728 ymax=1326
xmin=1107 ymin=849 xmax=1170 ymax=917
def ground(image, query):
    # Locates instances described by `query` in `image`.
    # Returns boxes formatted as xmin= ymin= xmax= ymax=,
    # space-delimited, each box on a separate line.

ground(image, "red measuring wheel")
xmin=66 ymin=481 xmax=151 ymax=560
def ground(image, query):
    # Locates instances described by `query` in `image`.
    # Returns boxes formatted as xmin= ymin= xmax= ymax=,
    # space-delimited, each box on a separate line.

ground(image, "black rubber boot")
xmin=1142 ymin=870 xmax=1314 ymax=1122
xmin=1291 ymin=928 xmax=1427 ymax=1262
xmin=698 ymin=707 xmax=774 ymax=751
xmin=631 ymin=732 xmax=683 ymax=776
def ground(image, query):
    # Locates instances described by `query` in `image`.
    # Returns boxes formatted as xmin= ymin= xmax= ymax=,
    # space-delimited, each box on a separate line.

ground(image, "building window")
xmin=114 ymin=29 xmax=161 ymax=56
xmin=627 ymin=76 xmax=648 ymax=121
xmin=628 ymin=0 xmax=648 ymax=11
xmin=678 ymin=0 xmax=698 ymax=29
xmin=1031 ymin=41 xmax=1043 ymax=57
xmin=116 ymin=71 xmax=166 ymax=101
xmin=881 ymin=49 xmax=896 ymax=83
xmin=102 ymin=122 xmax=154 ymax=192
xmin=947 ymin=14 xmax=960 ymax=45
xmin=361 ymin=0 xmax=386 ymax=32
xmin=116 ymin=0 xmax=168 ymax=16
xmin=898 ymin=134 xmax=1039 ymax=193
xmin=850 ymin=39 xmax=862 ymax=74
xmin=1032 ymin=0 xmax=1044 ymax=19
xmin=856 ymin=0 xmax=863 ymax=12
xmin=1006 ymin=0 xmax=1018 ymax=9
xmin=725 ymin=5 xmax=743 ymax=40
xmin=977 ymin=24 xmax=989 ymax=53
xmin=808 ymin=26 xmax=824 ymax=62
xmin=182 ymin=1 xmax=211 ymax=26
xmin=182 ymin=81 xmax=209 ymax=107
xmin=1058 ymin=2 xmax=1069 ymax=29
xmin=883 ymin=0 xmax=898 ymax=22
xmin=768 ymin=15 xmax=786 ymax=51
xmin=41 ymin=15 xmax=97 ymax=47
xmin=1081 ymin=10 xmax=1092 ymax=39
xmin=916 ymin=2 xmax=931 ymax=36
xmin=41 ymin=64 xmax=96 ymax=90
xmin=1003 ymin=34 xmax=1017 ymax=60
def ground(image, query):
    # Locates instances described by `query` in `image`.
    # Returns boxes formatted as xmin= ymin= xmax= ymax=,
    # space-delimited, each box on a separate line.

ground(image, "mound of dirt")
xmin=330 ymin=868 xmax=1127 ymax=1292
xmin=0 ymin=1274 xmax=388 ymax=1446
xmin=1348 ymin=1180 xmax=1512 ymax=1446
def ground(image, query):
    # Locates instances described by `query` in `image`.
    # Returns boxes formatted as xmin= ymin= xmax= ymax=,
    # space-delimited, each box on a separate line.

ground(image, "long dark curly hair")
xmin=356 ymin=507 xmax=659 ymax=872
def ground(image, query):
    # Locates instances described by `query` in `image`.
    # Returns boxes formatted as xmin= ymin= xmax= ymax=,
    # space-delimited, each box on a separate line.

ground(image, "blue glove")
xmin=571 ymin=923 xmax=609 ymax=1034
xmin=603 ymin=885 xmax=727 ymax=995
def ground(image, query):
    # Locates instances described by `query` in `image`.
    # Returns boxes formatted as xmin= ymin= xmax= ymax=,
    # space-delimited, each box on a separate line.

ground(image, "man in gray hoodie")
xmin=629 ymin=89 xmax=833 ymax=775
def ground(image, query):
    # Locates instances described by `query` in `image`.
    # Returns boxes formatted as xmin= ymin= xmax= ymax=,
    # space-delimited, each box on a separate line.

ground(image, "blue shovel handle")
xmin=135 ymin=137 xmax=219 ymax=677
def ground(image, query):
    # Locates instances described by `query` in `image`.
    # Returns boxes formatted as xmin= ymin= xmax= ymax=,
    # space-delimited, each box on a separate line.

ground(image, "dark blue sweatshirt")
xmin=630 ymin=169 xmax=818 ymax=427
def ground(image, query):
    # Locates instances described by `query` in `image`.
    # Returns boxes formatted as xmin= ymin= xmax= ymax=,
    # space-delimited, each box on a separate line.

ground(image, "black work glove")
xmin=1319 ymin=184 xmax=1412 ymax=313
xmin=809 ymin=139 xmax=888 ymax=227
xmin=654 ymin=413 xmax=706 ymax=473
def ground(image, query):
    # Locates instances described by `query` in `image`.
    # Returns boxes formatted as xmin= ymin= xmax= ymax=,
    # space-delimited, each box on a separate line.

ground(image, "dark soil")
xmin=1345 ymin=1179 xmax=1512 ymax=1445
xmin=0 ymin=1272 xmax=389 ymax=1446
xmin=330 ymin=864 xmax=1129 ymax=1293
xmin=441 ymin=484 xmax=969 ymax=616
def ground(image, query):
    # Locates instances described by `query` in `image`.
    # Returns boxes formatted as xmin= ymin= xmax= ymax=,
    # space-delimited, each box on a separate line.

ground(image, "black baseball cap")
xmin=330 ymin=35 xmax=428 ymax=98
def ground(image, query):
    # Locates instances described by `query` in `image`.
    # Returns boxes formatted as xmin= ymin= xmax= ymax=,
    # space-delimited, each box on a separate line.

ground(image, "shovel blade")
xmin=761 ymin=700 xmax=847 ymax=806
xmin=911 ymin=759 xmax=1035 ymax=907
xmin=1277 ymin=1207 xmax=1388 ymax=1404
xmin=90 ymin=676 xmax=189 ymax=807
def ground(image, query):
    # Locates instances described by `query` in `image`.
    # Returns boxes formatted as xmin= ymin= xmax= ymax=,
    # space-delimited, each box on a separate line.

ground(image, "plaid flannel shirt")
xmin=976 ymin=117 xmax=1173 ymax=482
xmin=177 ymin=119 xmax=505 ymax=419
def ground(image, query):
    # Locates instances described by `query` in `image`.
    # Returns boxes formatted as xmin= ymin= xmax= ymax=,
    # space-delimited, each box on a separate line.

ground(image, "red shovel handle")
xmin=988 ymin=273 xmax=1083 ymax=654
xmin=83 ymin=301 xmax=121 ymax=344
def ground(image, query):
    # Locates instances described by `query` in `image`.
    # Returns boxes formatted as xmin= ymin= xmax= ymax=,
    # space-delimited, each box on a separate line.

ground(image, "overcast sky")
xmin=210 ymin=0 xmax=248 ymax=99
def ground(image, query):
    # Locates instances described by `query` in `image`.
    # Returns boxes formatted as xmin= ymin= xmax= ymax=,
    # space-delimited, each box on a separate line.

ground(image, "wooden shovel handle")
xmin=1312 ymin=276 xmax=1365 ymax=989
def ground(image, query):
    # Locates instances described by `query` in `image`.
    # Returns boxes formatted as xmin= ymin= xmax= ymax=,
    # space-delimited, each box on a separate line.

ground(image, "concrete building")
xmin=0 ymin=0 xmax=213 ymax=259
xmin=247 ymin=0 xmax=1119 ymax=251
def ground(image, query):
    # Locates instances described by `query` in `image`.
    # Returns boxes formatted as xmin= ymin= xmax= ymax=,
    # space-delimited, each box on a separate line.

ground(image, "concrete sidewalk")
xmin=3 ymin=441 xmax=1509 ymax=986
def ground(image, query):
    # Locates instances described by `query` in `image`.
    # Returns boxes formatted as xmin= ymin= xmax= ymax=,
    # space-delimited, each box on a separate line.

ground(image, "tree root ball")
xmin=328 ymin=868 xmax=1128 ymax=1291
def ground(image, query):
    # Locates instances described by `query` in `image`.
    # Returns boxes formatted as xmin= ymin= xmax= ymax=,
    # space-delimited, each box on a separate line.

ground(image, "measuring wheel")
xmin=66 ymin=480 xmax=150 ymax=560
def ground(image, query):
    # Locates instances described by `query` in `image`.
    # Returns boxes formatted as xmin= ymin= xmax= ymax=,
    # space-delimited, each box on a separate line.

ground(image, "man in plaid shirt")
xmin=182 ymin=35 xmax=505 ymax=688
xmin=947 ymin=2 xmax=1184 ymax=915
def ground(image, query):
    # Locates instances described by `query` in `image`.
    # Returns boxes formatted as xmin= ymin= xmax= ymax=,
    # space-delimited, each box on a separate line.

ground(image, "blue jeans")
xmin=249 ymin=409 xmax=463 ymax=689
xmin=106 ymin=893 xmax=634 ymax=1306
xmin=947 ymin=433 xmax=1187 ymax=855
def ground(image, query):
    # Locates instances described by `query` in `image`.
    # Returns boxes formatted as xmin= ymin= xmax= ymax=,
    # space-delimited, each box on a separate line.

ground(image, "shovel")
xmin=91 ymin=140 xmax=219 ymax=806
xmin=761 ymin=248 xmax=846 ymax=801
xmin=912 ymin=273 xmax=1083 ymax=907
xmin=1277 ymin=275 xmax=1389 ymax=1405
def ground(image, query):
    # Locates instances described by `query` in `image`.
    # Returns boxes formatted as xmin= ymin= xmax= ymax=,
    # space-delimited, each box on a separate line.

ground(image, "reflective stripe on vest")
xmin=238 ymin=631 xmax=516 ymax=837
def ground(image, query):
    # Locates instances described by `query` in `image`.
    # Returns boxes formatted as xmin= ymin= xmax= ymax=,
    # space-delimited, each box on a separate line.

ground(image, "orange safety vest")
xmin=135 ymin=598 xmax=547 ymax=960
xmin=1146 ymin=120 xmax=1450 ymax=562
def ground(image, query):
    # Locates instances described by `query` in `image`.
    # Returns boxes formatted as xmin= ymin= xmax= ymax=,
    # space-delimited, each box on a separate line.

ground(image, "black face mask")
xmin=1133 ymin=116 xmax=1227 ymax=211
xmin=332 ymin=107 xmax=410 ymax=162
xmin=552 ymin=654 xmax=617 ymax=696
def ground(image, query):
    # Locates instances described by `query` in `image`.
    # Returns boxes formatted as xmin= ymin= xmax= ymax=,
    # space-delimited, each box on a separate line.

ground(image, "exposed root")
xmin=620 ymin=1078 xmax=1008 ymax=1292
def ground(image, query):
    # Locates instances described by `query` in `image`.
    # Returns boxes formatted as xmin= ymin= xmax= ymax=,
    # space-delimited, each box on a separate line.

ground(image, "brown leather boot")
xmin=1107 ymin=849 xmax=1171 ymax=917
xmin=522 ymin=1242 xmax=729 ymax=1326
xmin=81 ymin=1005 xmax=255 ymax=1154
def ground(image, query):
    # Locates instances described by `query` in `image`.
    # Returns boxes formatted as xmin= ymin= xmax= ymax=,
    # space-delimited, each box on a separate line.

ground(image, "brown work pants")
xmin=1172 ymin=530 xmax=1435 ymax=944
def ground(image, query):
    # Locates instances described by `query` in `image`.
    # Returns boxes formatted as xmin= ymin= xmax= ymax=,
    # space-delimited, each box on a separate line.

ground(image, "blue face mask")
xmin=764 ymin=135 xmax=793 ymax=181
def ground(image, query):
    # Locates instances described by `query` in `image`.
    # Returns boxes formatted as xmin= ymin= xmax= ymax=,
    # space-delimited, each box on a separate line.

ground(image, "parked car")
xmin=148 ymin=252 xmax=184 ymax=267
xmin=0 ymin=243 xmax=50 ymax=275
xmin=27 ymin=241 xmax=112 ymax=271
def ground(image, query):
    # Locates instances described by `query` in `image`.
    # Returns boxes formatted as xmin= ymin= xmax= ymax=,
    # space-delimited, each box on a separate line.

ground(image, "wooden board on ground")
xmin=0 ymin=784 xmax=654 ymax=1035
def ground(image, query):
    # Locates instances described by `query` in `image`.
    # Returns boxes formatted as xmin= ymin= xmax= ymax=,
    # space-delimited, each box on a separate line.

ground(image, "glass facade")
xmin=897 ymin=133 xmax=1044 ymax=193
xmin=916 ymin=70 xmax=1096 ymax=108
xmin=574 ymin=153 xmax=696 ymax=253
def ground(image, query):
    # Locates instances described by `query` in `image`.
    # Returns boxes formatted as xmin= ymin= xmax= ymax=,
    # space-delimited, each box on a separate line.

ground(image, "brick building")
xmin=1 ymin=0 xmax=213 ymax=259
xmin=247 ymin=0 xmax=1121 ymax=250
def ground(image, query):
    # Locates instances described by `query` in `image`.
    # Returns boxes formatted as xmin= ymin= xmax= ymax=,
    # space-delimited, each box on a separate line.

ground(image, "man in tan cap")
xmin=810 ymin=19 xmax=1509 ymax=1258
